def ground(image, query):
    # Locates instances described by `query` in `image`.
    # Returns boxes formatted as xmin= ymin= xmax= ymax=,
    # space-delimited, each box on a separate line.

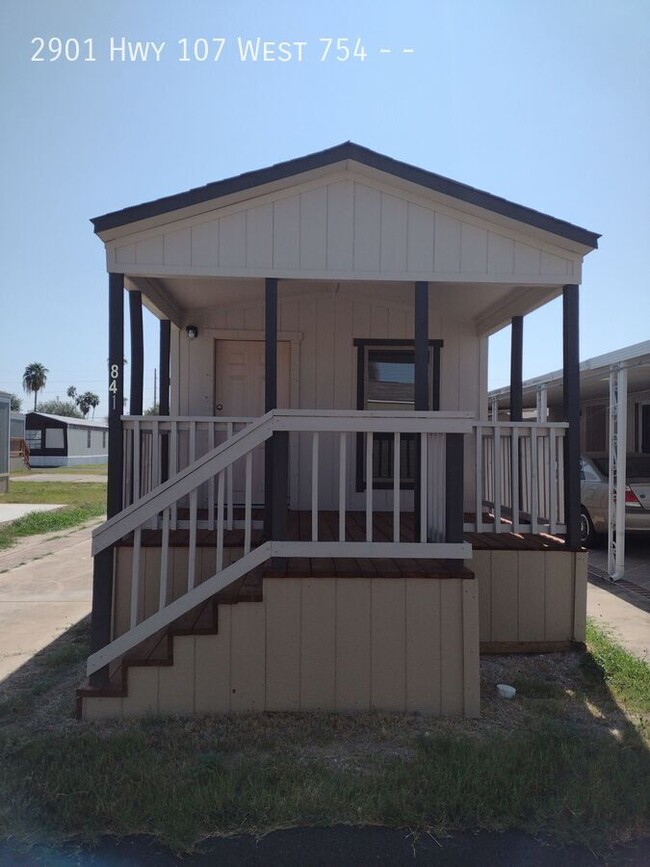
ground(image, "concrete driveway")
xmin=0 ymin=522 xmax=100 ymax=683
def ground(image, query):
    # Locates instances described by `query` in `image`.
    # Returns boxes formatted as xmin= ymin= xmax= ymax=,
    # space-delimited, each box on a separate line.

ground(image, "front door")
xmin=214 ymin=339 xmax=291 ymax=503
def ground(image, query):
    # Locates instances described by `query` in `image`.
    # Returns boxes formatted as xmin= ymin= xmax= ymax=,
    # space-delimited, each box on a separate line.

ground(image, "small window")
xmin=102 ymin=430 xmax=107 ymax=449
xmin=355 ymin=341 xmax=442 ymax=490
xmin=87 ymin=430 xmax=92 ymax=448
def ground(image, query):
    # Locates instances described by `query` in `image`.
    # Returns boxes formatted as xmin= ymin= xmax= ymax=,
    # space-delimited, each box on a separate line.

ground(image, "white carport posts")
xmin=608 ymin=364 xmax=628 ymax=579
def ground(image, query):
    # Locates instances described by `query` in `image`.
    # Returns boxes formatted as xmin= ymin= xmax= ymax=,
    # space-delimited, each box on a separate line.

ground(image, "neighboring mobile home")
xmin=78 ymin=143 xmax=599 ymax=720
xmin=25 ymin=413 xmax=108 ymax=467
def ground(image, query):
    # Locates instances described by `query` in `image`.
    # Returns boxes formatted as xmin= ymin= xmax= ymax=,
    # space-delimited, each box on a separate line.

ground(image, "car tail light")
xmin=625 ymin=486 xmax=642 ymax=507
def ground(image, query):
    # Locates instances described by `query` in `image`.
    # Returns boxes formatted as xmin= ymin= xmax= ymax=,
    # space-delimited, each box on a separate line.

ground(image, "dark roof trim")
xmin=91 ymin=142 xmax=600 ymax=249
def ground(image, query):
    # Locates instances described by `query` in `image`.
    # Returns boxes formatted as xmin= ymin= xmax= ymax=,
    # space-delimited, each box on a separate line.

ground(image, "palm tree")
xmin=22 ymin=362 xmax=49 ymax=410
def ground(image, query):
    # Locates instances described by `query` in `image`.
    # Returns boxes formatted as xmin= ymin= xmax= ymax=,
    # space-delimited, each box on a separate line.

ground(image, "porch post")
xmin=159 ymin=319 xmax=171 ymax=482
xmin=264 ymin=278 xmax=288 ymax=541
xmin=414 ymin=281 xmax=429 ymax=542
xmin=563 ymin=285 xmax=581 ymax=548
xmin=510 ymin=316 xmax=523 ymax=422
xmin=128 ymin=291 xmax=144 ymax=416
xmin=107 ymin=274 xmax=124 ymax=517
xmin=90 ymin=272 xmax=124 ymax=687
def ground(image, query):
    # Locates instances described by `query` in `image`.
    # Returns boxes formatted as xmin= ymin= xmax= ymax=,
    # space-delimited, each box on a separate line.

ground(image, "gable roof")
xmin=91 ymin=142 xmax=600 ymax=249
xmin=26 ymin=412 xmax=108 ymax=429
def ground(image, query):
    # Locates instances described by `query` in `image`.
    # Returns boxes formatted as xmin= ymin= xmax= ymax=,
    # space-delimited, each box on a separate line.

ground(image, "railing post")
xmin=159 ymin=319 xmax=171 ymax=483
xmin=445 ymin=433 xmax=465 ymax=543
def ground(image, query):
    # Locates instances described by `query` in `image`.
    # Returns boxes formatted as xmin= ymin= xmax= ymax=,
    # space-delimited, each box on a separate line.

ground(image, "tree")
xmin=23 ymin=362 xmax=49 ymax=410
xmin=67 ymin=385 xmax=100 ymax=418
xmin=9 ymin=394 xmax=22 ymax=412
xmin=36 ymin=398 xmax=83 ymax=418
xmin=144 ymin=403 xmax=160 ymax=415
xmin=77 ymin=391 xmax=100 ymax=419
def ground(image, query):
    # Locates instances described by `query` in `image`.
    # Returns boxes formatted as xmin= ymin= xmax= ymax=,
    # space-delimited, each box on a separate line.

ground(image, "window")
xmin=102 ymin=430 xmax=107 ymax=449
xmin=87 ymin=430 xmax=92 ymax=448
xmin=25 ymin=429 xmax=42 ymax=451
xmin=639 ymin=403 xmax=650 ymax=454
xmin=355 ymin=340 xmax=442 ymax=489
xmin=45 ymin=428 xmax=64 ymax=449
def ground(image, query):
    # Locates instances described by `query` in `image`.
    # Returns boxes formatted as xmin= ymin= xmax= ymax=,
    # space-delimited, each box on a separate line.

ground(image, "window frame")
xmin=354 ymin=338 xmax=443 ymax=491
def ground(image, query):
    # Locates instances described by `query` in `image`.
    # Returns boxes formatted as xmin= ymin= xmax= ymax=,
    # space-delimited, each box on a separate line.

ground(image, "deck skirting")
xmin=82 ymin=574 xmax=480 ymax=720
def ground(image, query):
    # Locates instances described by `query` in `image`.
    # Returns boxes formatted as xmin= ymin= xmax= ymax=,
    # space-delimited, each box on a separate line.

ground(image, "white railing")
xmin=468 ymin=422 xmax=568 ymax=534
xmin=122 ymin=416 xmax=254 ymax=528
xmin=88 ymin=410 xmax=474 ymax=676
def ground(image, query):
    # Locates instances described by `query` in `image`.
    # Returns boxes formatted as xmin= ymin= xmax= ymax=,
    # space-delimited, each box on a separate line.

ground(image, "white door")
xmin=214 ymin=340 xmax=291 ymax=503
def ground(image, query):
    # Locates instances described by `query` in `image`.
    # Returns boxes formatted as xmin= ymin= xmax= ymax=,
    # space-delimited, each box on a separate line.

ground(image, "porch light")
xmin=186 ymin=325 xmax=199 ymax=340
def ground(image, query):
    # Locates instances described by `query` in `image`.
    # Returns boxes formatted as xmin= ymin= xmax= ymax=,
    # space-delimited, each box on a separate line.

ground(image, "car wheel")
xmin=580 ymin=507 xmax=597 ymax=547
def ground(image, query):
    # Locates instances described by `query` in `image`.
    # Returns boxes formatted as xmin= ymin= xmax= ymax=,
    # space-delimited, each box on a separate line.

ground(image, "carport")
xmin=490 ymin=340 xmax=650 ymax=579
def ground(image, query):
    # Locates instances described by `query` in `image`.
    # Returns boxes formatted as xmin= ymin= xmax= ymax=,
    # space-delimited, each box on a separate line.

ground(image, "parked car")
xmin=580 ymin=455 xmax=650 ymax=546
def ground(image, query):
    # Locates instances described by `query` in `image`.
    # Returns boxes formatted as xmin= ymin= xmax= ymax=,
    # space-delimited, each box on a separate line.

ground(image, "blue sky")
xmin=1 ymin=0 xmax=648 ymax=415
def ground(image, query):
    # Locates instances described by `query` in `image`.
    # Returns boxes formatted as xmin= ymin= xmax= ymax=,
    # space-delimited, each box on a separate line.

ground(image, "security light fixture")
xmin=186 ymin=325 xmax=199 ymax=340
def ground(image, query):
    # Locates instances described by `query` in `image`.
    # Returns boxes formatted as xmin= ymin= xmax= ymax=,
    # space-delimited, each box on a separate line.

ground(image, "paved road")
xmin=588 ymin=534 xmax=650 ymax=592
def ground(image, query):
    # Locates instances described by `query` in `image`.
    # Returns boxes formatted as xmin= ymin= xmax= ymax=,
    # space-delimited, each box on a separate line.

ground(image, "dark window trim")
xmin=355 ymin=339 xmax=443 ymax=492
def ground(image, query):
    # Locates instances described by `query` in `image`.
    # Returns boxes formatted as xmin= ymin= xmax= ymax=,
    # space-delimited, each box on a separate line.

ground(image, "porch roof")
xmin=91 ymin=142 xmax=600 ymax=250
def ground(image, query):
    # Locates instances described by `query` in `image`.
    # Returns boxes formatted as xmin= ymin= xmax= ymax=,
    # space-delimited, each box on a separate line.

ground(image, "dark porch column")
xmin=563 ymin=285 xmax=581 ymax=548
xmin=129 ymin=291 xmax=144 ymax=416
xmin=264 ymin=278 xmax=288 ymax=540
xmin=509 ymin=316 xmax=523 ymax=423
xmin=90 ymin=272 xmax=124 ymax=686
xmin=159 ymin=319 xmax=171 ymax=482
xmin=414 ymin=282 xmax=429 ymax=542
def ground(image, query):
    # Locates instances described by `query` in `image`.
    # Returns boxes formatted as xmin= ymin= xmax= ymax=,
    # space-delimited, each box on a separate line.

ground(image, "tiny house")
xmin=25 ymin=413 xmax=108 ymax=468
xmin=78 ymin=143 xmax=599 ymax=720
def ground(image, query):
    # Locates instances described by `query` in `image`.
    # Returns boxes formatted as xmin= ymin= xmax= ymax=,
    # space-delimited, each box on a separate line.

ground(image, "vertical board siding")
xmin=517 ymin=552 xmax=546 ymax=641
xmin=299 ymin=187 xmax=328 ymax=270
xmin=273 ymin=195 xmax=300 ymax=270
xmin=230 ymin=601 xmax=266 ymax=711
xmin=265 ymin=578 xmax=302 ymax=710
xmin=300 ymin=578 xmax=337 ymax=709
xmin=111 ymin=176 xmax=576 ymax=279
xmin=380 ymin=194 xmax=408 ymax=273
xmin=353 ymin=184 xmax=382 ymax=271
xmin=326 ymin=181 xmax=354 ymax=270
xmin=335 ymin=578 xmax=372 ymax=709
xmin=194 ymin=607 xmax=232 ymax=713
xmin=489 ymin=551 xmax=519 ymax=641
xmin=462 ymin=580 xmax=480 ymax=718
xmin=86 ymin=575 xmax=480 ymax=719
xmin=440 ymin=580 xmax=464 ymax=715
xmin=370 ymin=579 xmax=407 ymax=710
xmin=405 ymin=578 xmax=442 ymax=713
xmin=544 ymin=551 xmax=574 ymax=641
xmin=158 ymin=636 xmax=195 ymax=714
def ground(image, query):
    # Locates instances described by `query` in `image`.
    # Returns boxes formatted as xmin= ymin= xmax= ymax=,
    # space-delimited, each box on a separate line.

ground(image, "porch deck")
xmin=115 ymin=508 xmax=568 ymax=580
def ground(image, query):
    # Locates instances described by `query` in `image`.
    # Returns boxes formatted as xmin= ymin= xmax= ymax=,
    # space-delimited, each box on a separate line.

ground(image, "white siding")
xmin=108 ymin=174 xmax=581 ymax=284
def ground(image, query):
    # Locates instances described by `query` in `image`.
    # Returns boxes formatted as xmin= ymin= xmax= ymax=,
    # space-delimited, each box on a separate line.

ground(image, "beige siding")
xmin=175 ymin=285 xmax=480 ymax=511
xmin=108 ymin=173 xmax=581 ymax=283
xmin=472 ymin=550 xmax=587 ymax=646
xmin=85 ymin=575 xmax=479 ymax=719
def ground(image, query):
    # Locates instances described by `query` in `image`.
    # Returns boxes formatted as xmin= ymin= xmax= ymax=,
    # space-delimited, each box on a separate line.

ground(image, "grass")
xmin=0 ymin=620 xmax=648 ymax=853
xmin=11 ymin=464 xmax=107 ymax=477
xmin=0 ymin=481 xmax=106 ymax=550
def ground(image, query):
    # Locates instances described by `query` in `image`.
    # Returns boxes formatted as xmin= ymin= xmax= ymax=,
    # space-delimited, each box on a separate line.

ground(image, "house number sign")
xmin=108 ymin=364 xmax=120 ymax=411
